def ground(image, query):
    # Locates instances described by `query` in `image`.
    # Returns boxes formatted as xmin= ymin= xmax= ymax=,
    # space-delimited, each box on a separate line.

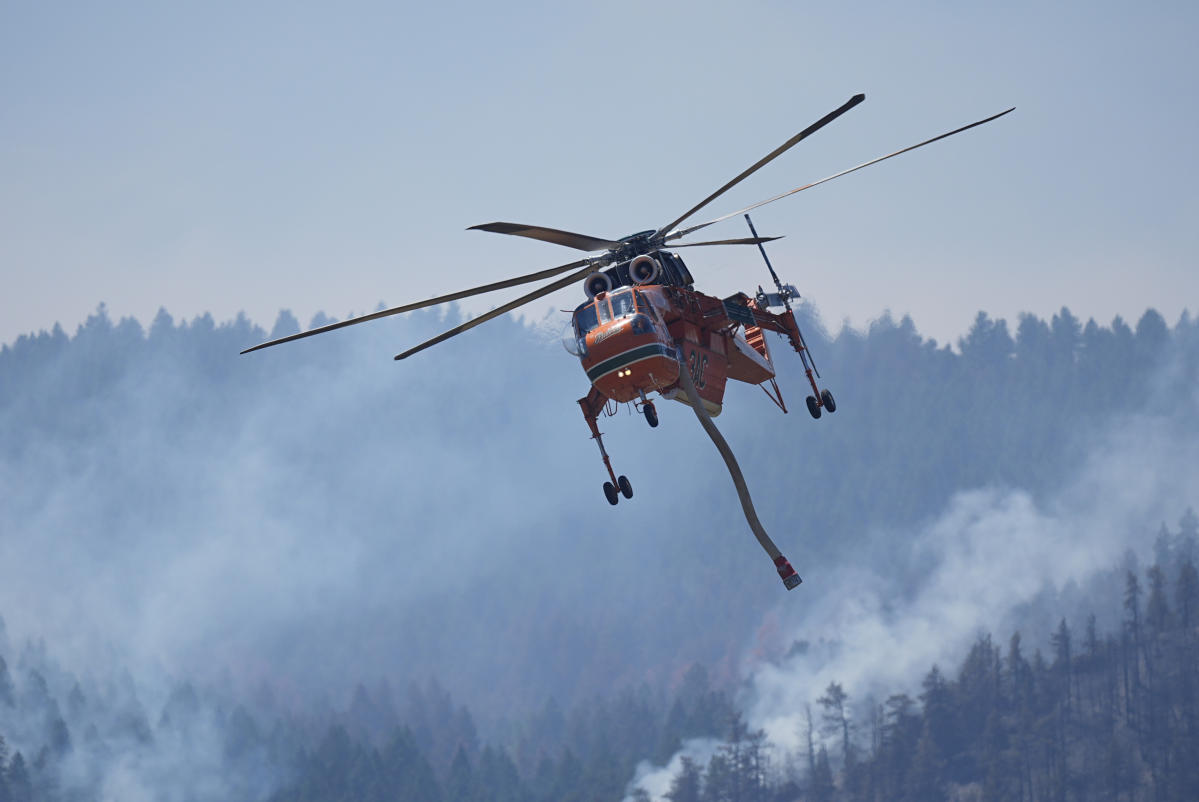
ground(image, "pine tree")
xmin=664 ymin=756 xmax=702 ymax=802
xmin=445 ymin=745 xmax=473 ymax=802
xmin=701 ymin=751 xmax=732 ymax=802
xmin=0 ymin=735 xmax=10 ymax=802
xmin=957 ymin=634 xmax=1002 ymax=776
xmin=1153 ymin=523 xmax=1174 ymax=569
xmin=475 ymin=744 xmax=522 ymax=802
xmin=1124 ymin=570 xmax=1143 ymax=724
xmin=803 ymin=704 xmax=817 ymax=781
xmin=550 ymin=749 xmax=584 ymax=802
xmin=382 ymin=728 xmax=442 ymax=802
xmin=920 ymin=666 xmax=956 ymax=773
xmin=807 ymin=746 xmax=835 ymax=802
xmin=1051 ymin=618 xmax=1073 ymax=711
xmin=878 ymin=694 xmax=919 ymax=799
xmin=818 ymin=682 xmax=852 ymax=768
xmin=1178 ymin=508 xmax=1199 ymax=564
xmin=1177 ymin=558 xmax=1198 ymax=631
xmin=1125 ymin=569 xmax=1143 ymax=635
xmin=905 ymin=723 xmax=947 ymax=802
xmin=6 ymin=753 xmax=30 ymax=802
xmin=0 ymin=659 xmax=12 ymax=708
xmin=1146 ymin=564 xmax=1171 ymax=636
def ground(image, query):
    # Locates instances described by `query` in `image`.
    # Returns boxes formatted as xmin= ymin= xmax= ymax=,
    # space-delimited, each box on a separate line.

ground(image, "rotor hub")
xmin=611 ymin=230 xmax=661 ymax=260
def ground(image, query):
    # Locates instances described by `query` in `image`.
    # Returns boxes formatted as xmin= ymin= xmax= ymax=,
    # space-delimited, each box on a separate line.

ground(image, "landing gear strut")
xmin=579 ymin=387 xmax=634 ymax=507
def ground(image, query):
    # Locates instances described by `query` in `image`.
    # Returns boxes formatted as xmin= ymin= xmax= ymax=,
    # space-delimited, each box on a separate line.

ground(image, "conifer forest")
xmin=1 ymin=303 xmax=1196 ymax=800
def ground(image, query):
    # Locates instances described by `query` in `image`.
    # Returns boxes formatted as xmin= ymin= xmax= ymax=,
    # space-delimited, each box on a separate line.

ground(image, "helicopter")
xmin=242 ymin=93 xmax=1013 ymax=590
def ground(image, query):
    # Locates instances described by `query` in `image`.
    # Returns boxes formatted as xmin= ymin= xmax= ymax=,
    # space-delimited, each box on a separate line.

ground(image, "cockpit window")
xmin=610 ymin=288 xmax=636 ymax=319
xmin=574 ymin=303 xmax=599 ymax=335
xmin=596 ymin=299 xmax=612 ymax=324
xmin=633 ymin=290 xmax=654 ymax=318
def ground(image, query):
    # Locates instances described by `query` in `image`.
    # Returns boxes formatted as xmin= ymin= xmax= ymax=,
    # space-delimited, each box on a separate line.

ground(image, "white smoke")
xmin=627 ymin=371 xmax=1199 ymax=799
xmin=625 ymin=738 xmax=724 ymax=802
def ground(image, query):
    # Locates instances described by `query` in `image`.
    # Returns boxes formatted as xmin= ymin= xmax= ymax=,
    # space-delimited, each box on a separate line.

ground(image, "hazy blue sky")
xmin=3 ymin=0 xmax=1196 ymax=347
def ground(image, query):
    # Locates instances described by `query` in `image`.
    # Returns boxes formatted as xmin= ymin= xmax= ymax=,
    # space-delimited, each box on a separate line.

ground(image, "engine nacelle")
xmin=629 ymin=254 xmax=660 ymax=285
xmin=584 ymin=272 xmax=612 ymax=299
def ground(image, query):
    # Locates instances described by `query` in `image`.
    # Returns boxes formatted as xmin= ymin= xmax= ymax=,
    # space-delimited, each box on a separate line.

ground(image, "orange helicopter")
xmin=243 ymin=94 xmax=1012 ymax=589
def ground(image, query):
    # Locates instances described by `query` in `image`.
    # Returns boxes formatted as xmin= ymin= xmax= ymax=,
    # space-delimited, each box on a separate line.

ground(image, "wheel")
xmin=806 ymin=395 xmax=822 ymax=419
xmin=603 ymin=482 xmax=619 ymax=506
xmin=644 ymin=402 xmax=659 ymax=428
xmin=820 ymin=388 xmax=836 ymax=413
xmin=617 ymin=475 xmax=633 ymax=499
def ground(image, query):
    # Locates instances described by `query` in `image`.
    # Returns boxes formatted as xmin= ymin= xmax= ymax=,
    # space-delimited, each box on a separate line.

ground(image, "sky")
xmin=2 ymin=0 xmax=1197 ymax=348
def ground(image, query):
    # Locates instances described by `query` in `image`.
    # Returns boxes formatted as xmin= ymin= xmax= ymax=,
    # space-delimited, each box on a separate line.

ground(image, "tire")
xmin=617 ymin=475 xmax=633 ymax=499
xmin=603 ymin=482 xmax=619 ymax=505
xmin=806 ymin=395 xmax=822 ymax=419
xmin=644 ymin=403 xmax=659 ymax=428
xmin=821 ymin=389 xmax=836 ymax=413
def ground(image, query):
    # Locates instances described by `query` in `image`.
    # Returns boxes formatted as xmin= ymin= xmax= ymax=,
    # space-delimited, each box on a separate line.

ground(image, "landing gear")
xmin=602 ymin=476 xmax=633 ymax=505
xmin=580 ymin=387 xmax=636 ymax=508
xmin=643 ymin=401 xmax=659 ymax=428
xmin=806 ymin=389 xmax=836 ymax=419
xmin=806 ymin=395 xmax=822 ymax=419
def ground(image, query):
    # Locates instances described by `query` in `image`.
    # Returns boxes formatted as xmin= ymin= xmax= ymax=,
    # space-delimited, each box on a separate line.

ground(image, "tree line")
xmin=1 ymin=509 xmax=1195 ymax=801
xmin=656 ymin=508 xmax=1199 ymax=802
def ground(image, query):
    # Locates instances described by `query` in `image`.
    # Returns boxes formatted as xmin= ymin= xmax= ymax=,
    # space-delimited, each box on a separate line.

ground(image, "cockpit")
xmin=565 ymin=287 xmax=661 ymax=357
xmin=573 ymin=287 xmax=653 ymax=336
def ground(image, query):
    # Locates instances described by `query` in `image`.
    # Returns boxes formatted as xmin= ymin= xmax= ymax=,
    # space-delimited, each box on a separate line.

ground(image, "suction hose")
xmin=675 ymin=353 xmax=802 ymax=589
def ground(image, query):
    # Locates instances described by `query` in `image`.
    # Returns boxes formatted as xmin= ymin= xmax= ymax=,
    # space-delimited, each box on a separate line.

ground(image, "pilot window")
xmin=574 ymin=304 xmax=600 ymax=335
xmin=610 ymin=289 xmax=636 ymax=318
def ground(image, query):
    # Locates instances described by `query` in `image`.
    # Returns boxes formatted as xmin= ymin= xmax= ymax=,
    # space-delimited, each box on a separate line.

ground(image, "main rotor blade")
xmin=667 ymin=106 xmax=1016 ymax=242
xmin=240 ymin=257 xmax=591 ymax=354
xmin=668 ymin=236 xmax=783 ymax=248
xmin=468 ymin=222 xmax=623 ymax=253
xmin=654 ymin=93 xmax=865 ymax=240
xmin=395 ymin=262 xmax=601 ymax=361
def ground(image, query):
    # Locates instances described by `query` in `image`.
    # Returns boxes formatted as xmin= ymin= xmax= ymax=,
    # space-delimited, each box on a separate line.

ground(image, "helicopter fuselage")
xmin=571 ymin=276 xmax=785 ymax=418
xmin=573 ymin=284 xmax=679 ymax=404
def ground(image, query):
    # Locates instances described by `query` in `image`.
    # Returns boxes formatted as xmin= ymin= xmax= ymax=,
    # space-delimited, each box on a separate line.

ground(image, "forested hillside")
xmin=1 ymin=512 xmax=1195 ymax=801
xmin=0 ymin=302 xmax=1195 ymax=800
xmin=646 ymin=514 xmax=1199 ymax=802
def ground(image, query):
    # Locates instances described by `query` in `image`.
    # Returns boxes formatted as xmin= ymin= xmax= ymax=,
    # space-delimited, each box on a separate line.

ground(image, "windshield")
xmin=610 ymin=288 xmax=636 ymax=318
xmin=634 ymin=290 xmax=654 ymax=317
xmin=574 ymin=303 xmax=600 ymax=335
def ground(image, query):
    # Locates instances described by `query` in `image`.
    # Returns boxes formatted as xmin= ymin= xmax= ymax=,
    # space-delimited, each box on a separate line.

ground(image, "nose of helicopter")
xmin=582 ymin=318 xmax=679 ymax=403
